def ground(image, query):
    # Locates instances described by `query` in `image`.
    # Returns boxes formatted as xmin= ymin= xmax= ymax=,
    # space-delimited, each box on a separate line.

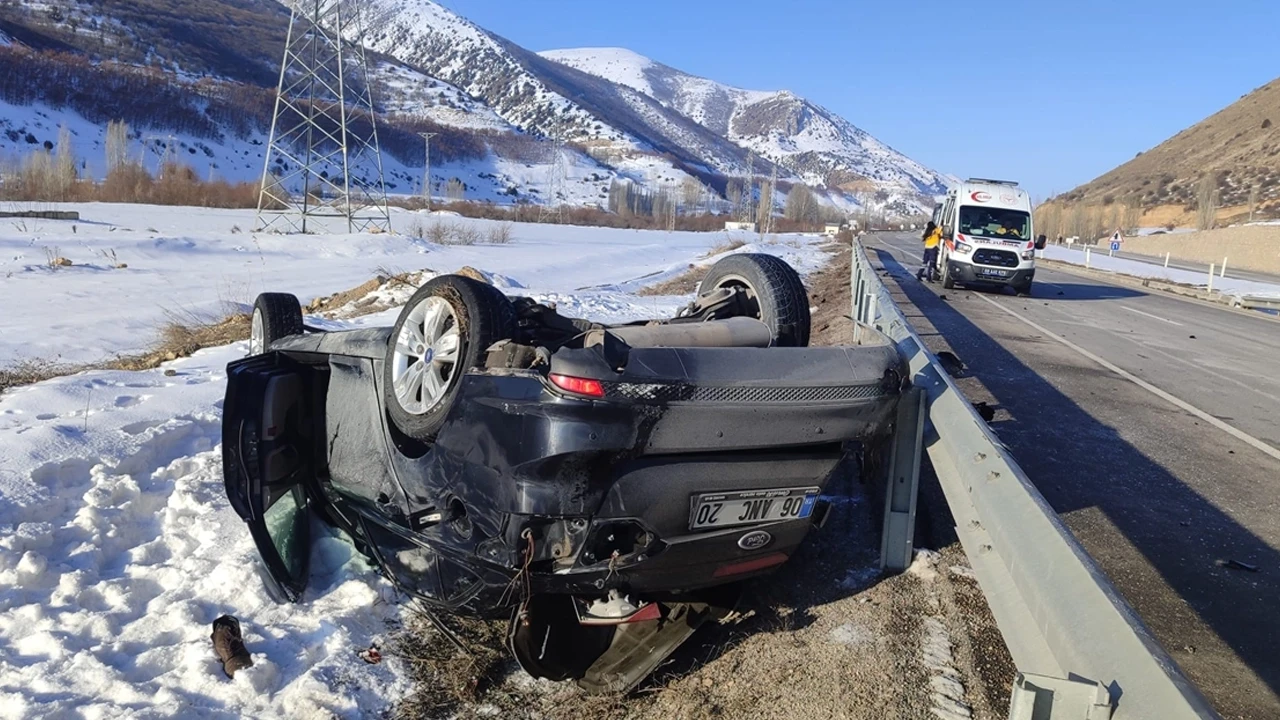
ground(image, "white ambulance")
xmin=932 ymin=179 xmax=1045 ymax=295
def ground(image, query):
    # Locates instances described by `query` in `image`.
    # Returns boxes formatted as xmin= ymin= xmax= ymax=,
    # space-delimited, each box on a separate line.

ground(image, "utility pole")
xmin=419 ymin=131 xmax=438 ymax=210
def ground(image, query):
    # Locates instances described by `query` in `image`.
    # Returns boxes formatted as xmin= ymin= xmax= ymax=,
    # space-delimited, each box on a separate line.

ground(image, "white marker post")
xmin=1085 ymin=247 xmax=1091 ymax=269
xmin=1221 ymin=257 xmax=1228 ymax=278
xmin=1208 ymin=264 xmax=1215 ymax=293
xmin=1164 ymin=252 xmax=1171 ymax=268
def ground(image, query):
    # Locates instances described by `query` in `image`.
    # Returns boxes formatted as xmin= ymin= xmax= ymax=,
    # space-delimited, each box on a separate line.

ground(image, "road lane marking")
xmin=971 ymin=293 xmax=1280 ymax=461
xmin=1120 ymin=306 xmax=1184 ymax=326
xmin=883 ymin=241 xmax=921 ymax=262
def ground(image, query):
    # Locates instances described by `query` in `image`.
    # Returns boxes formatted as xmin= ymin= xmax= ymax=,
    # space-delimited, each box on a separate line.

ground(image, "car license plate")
xmin=978 ymin=268 xmax=1009 ymax=277
xmin=689 ymin=487 xmax=820 ymax=530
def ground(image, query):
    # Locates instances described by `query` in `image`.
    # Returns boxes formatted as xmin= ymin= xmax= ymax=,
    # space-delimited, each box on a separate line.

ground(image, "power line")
xmin=256 ymin=0 xmax=391 ymax=234
xmin=538 ymin=122 xmax=568 ymax=224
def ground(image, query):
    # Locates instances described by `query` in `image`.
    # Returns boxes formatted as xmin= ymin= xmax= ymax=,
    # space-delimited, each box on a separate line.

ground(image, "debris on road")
xmin=936 ymin=351 xmax=965 ymax=378
xmin=359 ymin=645 xmax=383 ymax=665
xmin=1218 ymin=559 xmax=1260 ymax=573
xmin=972 ymin=402 xmax=996 ymax=423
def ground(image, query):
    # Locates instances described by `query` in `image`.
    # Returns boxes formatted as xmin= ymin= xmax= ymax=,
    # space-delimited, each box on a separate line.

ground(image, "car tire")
xmin=1015 ymin=281 xmax=1032 ymax=297
xmin=697 ymin=253 xmax=810 ymax=347
xmin=941 ymin=256 xmax=956 ymax=290
xmin=383 ymin=275 xmax=516 ymax=442
xmin=249 ymin=293 xmax=304 ymax=356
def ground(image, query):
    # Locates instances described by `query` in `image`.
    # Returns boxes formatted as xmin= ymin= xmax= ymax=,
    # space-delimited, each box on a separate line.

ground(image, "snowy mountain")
xmin=359 ymin=0 xmax=761 ymax=184
xmin=0 ymin=0 xmax=947 ymax=214
xmin=540 ymin=48 xmax=948 ymax=199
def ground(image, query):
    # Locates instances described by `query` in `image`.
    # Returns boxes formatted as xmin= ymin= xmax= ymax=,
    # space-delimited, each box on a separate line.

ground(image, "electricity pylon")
xmin=538 ymin=123 xmax=568 ymax=224
xmin=256 ymin=0 xmax=391 ymax=234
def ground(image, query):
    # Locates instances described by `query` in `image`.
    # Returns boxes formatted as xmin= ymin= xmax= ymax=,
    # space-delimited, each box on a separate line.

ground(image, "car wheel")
xmin=249 ymin=293 xmax=304 ymax=356
xmin=383 ymin=275 xmax=516 ymax=442
xmin=941 ymin=256 xmax=956 ymax=290
xmin=1015 ymin=281 xmax=1033 ymax=297
xmin=697 ymin=253 xmax=810 ymax=347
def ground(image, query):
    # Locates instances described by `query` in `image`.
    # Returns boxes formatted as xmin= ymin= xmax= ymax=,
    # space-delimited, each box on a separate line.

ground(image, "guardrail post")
xmin=880 ymin=385 xmax=925 ymax=572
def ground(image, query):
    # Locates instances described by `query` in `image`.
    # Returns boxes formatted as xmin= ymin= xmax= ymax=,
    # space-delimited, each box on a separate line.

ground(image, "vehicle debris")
xmin=1217 ymin=559 xmax=1259 ymax=573
xmin=936 ymin=351 xmax=965 ymax=378
xmin=358 ymin=645 xmax=383 ymax=664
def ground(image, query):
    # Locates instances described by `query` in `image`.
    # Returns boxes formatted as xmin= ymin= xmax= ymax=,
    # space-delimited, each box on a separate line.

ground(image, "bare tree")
xmin=446 ymin=178 xmax=465 ymax=202
xmin=105 ymin=120 xmax=131 ymax=174
xmin=681 ymin=176 xmax=702 ymax=213
xmin=784 ymin=183 xmax=818 ymax=225
xmin=725 ymin=179 xmax=743 ymax=214
xmin=1196 ymin=174 xmax=1219 ymax=231
xmin=1122 ymin=196 xmax=1143 ymax=234
xmin=756 ymin=177 xmax=774 ymax=235
xmin=54 ymin=125 xmax=77 ymax=200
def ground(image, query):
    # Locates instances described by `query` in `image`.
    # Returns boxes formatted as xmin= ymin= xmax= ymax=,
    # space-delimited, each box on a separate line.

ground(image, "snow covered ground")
xmin=0 ymin=202 xmax=825 ymax=366
xmin=0 ymin=202 xmax=831 ymax=718
xmin=1042 ymin=244 xmax=1280 ymax=301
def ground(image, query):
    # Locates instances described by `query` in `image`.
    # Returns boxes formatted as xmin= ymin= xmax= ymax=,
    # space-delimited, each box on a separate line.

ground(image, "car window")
xmin=958 ymin=206 xmax=1030 ymax=239
xmin=263 ymin=484 xmax=308 ymax=581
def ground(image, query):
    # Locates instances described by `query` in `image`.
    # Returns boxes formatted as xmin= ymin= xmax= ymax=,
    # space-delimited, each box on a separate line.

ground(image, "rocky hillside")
xmin=539 ymin=47 xmax=948 ymax=198
xmin=1057 ymin=77 xmax=1280 ymax=216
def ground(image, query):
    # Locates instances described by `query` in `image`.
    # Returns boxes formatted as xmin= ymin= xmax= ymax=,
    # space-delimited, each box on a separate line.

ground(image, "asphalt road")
xmin=1053 ymin=243 xmax=1280 ymax=286
xmin=872 ymin=232 xmax=1280 ymax=720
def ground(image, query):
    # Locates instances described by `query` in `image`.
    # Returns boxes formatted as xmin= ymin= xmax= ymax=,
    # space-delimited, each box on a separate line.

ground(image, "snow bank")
xmin=1042 ymin=245 xmax=1280 ymax=301
xmin=0 ymin=344 xmax=409 ymax=718
xmin=0 ymin=202 xmax=832 ymax=716
xmin=0 ymin=203 xmax=820 ymax=365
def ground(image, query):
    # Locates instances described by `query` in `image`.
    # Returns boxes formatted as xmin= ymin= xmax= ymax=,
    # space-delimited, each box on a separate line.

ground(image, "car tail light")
xmin=549 ymin=373 xmax=606 ymax=398
xmin=713 ymin=552 xmax=788 ymax=578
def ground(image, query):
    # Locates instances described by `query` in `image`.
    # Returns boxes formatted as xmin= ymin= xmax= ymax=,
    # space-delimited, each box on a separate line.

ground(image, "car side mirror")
xmin=1035 ymin=235 xmax=1047 ymax=250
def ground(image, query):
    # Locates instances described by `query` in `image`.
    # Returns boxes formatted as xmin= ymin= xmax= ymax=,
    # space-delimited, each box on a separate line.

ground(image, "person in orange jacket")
xmin=918 ymin=221 xmax=941 ymax=282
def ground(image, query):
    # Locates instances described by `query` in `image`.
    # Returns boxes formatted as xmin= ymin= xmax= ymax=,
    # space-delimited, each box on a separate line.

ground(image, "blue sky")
xmin=436 ymin=0 xmax=1280 ymax=198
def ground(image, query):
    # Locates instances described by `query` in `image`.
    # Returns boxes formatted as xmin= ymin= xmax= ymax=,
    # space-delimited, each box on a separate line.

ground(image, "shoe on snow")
xmin=211 ymin=615 xmax=253 ymax=678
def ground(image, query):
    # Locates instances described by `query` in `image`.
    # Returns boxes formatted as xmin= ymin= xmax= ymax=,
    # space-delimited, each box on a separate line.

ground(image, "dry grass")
xmin=407 ymin=218 xmax=500 ymax=246
xmin=390 ymin=612 xmax=534 ymax=720
xmin=0 ymin=358 xmax=82 ymax=392
xmin=0 ymin=159 xmax=263 ymax=208
xmin=105 ymin=311 xmax=251 ymax=371
xmin=637 ymin=265 xmax=705 ymax=296
xmin=702 ymin=238 xmax=745 ymax=258
xmin=487 ymin=223 xmax=514 ymax=245
xmin=1 ymin=311 xmax=251 ymax=392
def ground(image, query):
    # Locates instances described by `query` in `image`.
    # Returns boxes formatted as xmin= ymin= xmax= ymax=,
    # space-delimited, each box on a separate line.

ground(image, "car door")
xmin=223 ymin=354 xmax=321 ymax=602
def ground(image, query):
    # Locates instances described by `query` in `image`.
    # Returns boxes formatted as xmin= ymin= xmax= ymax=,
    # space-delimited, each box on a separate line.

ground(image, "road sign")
xmin=1110 ymin=241 xmax=1121 ymax=252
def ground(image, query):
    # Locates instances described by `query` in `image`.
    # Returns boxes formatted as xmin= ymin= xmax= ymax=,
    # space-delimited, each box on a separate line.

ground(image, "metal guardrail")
xmin=1233 ymin=294 xmax=1280 ymax=311
xmin=853 ymin=239 xmax=1219 ymax=720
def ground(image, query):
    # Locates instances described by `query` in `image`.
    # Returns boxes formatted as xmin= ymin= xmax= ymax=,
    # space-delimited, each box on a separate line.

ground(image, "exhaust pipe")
xmin=586 ymin=316 xmax=772 ymax=349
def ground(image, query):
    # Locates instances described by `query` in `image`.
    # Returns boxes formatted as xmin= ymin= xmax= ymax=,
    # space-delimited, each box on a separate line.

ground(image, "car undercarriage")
xmin=223 ymin=253 xmax=906 ymax=692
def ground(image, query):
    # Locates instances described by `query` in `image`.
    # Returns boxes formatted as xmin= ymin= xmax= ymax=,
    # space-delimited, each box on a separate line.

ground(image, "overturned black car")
xmin=222 ymin=253 xmax=906 ymax=692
